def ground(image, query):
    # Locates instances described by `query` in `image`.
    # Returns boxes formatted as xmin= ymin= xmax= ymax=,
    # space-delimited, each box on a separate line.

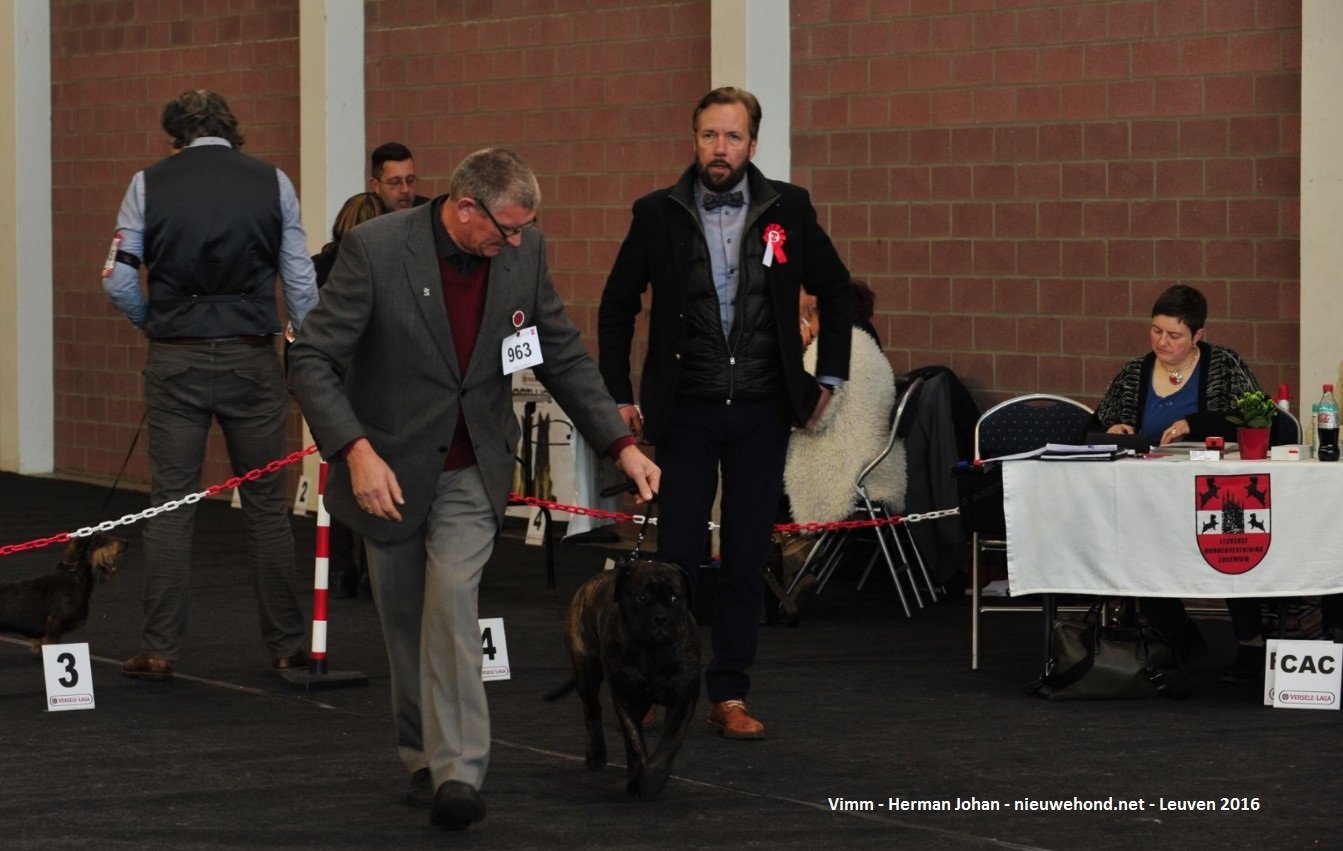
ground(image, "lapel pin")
xmin=512 ymin=310 xmax=525 ymax=333
xmin=423 ymin=288 xmax=430 ymax=297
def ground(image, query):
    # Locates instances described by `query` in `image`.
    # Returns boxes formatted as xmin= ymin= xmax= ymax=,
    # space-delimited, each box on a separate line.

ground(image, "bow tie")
xmin=703 ymin=191 xmax=744 ymax=211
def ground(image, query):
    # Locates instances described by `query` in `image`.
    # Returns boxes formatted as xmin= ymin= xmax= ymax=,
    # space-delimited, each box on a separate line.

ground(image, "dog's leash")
xmin=598 ymin=480 xmax=657 ymax=564
xmin=100 ymin=409 xmax=148 ymax=517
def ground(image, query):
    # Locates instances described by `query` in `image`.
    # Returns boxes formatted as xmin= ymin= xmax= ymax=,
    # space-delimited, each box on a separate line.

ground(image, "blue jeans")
xmin=139 ymin=338 xmax=306 ymax=661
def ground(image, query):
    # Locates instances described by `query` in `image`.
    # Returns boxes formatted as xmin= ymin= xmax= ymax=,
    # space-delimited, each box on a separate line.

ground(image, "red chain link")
xmin=0 ymin=445 xmax=318 ymax=559
xmin=4 ymin=446 xmax=907 ymax=561
xmin=203 ymin=446 xmax=318 ymax=497
xmin=507 ymin=493 xmax=907 ymax=533
xmin=0 ymin=532 xmax=73 ymax=558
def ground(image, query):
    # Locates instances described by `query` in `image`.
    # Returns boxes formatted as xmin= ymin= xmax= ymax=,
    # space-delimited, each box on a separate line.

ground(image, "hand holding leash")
xmin=612 ymin=444 xmax=659 ymax=504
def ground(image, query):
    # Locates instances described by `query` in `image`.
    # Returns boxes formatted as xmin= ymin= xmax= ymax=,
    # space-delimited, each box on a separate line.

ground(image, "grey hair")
xmin=447 ymin=147 xmax=541 ymax=211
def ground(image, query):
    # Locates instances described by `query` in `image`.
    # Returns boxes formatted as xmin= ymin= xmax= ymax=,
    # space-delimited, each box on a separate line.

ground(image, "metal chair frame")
xmin=784 ymin=377 xmax=938 ymax=618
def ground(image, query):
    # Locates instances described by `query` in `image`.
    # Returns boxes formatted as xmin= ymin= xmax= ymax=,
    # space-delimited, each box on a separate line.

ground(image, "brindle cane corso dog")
xmin=549 ymin=559 xmax=700 ymax=800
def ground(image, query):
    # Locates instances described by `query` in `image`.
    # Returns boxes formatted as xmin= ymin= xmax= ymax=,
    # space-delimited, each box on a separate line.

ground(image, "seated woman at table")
xmin=1095 ymin=284 xmax=1262 ymax=448
xmin=1092 ymin=284 xmax=1264 ymax=663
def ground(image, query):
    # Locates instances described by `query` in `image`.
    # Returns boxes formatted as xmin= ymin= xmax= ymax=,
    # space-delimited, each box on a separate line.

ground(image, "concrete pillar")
xmin=297 ymin=0 xmax=365 ymax=506
xmin=1300 ymin=0 xmax=1343 ymax=401
xmin=299 ymin=0 xmax=366 ymax=254
xmin=711 ymin=0 xmax=791 ymax=180
xmin=0 ymin=0 xmax=51 ymax=474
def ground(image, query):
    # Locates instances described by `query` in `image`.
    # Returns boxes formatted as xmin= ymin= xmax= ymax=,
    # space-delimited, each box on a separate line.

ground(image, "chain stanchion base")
xmin=280 ymin=667 xmax=369 ymax=691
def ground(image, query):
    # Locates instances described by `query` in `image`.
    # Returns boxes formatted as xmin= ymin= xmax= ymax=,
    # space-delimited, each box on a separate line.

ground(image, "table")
xmin=1005 ymin=457 xmax=1343 ymax=599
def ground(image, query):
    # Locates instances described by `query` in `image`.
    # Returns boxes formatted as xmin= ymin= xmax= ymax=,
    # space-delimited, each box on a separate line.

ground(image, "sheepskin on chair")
xmin=785 ymin=328 xmax=907 ymax=524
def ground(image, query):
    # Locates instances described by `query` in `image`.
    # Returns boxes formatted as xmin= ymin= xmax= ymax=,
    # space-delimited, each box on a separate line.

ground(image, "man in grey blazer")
xmin=289 ymin=148 xmax=659 ymax=831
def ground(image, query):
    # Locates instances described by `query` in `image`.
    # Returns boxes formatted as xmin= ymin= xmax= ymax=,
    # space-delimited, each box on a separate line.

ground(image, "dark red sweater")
xmin=440 ymin=256 xmax=489 ymax=470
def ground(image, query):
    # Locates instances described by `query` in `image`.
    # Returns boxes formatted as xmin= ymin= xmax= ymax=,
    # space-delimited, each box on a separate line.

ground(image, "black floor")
xmin=0 ymin=470 xmax=1339 ymax=849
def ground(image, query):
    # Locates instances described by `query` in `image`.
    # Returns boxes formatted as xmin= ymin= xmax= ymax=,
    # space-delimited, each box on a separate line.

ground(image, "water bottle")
xmin=1317 ymin=384 xmax=1339 ymax=462
xmin=1310 ymin=398 xmax=1321 ymax=458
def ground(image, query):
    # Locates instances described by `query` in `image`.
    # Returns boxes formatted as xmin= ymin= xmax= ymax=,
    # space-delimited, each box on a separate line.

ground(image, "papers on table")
xmin=984 ymin=443 xmax=1134 ymax=462
xmin=1040 ymin=443 xmax=1132 ymax=461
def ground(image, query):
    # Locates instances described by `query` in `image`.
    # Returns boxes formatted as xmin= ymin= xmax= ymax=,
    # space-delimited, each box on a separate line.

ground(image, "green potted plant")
xmin=1227 ymin=390 xmax=1279 ymax=459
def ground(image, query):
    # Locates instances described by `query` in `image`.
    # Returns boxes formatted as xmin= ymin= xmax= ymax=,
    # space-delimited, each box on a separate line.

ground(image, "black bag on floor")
xmin=1029 ymin=607 xmax=1184 ymax=700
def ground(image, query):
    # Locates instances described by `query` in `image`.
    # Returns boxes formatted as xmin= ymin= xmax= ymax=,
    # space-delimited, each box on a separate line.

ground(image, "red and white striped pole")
xmin=308 ymin=461 xmax=331 ymax=675
xmin=283 ymin=460 xmax=366 ymax=689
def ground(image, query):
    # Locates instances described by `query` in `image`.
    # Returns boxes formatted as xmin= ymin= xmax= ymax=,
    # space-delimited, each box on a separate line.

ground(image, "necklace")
xmin=1161 ymin=351 xmax=1198 ymax=386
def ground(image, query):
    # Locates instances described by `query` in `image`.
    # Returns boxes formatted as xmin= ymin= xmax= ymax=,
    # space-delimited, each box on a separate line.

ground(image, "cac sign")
xmin=1266 ymin=639 xmax=1341 ymax=710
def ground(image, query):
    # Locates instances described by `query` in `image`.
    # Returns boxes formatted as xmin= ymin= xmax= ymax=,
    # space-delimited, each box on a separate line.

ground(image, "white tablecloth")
xmin=1005 ymin=457 xmax=1343 ymax=598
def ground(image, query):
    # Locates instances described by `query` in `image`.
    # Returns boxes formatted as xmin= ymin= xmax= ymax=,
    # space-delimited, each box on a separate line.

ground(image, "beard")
xmin=696 ymin=158 xmax=749 ymax=193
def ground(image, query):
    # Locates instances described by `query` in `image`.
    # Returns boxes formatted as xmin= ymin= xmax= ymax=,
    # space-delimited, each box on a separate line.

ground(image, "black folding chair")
xmin=968 ymin=394 xmax=1094 ymax=670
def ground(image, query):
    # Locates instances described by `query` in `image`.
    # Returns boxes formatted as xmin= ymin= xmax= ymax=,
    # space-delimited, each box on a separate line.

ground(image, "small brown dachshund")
xmin=0 ymin=534 xmax=127 ymax=654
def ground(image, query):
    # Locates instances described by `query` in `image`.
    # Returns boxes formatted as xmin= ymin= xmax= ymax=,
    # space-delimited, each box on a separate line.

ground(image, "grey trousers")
xmin=139 ymin=338 xmax=306 ymax=661
xmin=364 ymin=465 xmax=498 ymax=791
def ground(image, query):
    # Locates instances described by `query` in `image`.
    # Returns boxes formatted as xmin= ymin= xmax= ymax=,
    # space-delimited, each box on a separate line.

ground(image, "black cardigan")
xmin=1092 ymin=341 xmax=1263 ymax=441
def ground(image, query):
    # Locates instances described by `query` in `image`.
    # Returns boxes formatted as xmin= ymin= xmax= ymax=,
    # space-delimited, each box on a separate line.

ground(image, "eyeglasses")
xmin=475 ymin=198 xmax=538 ymax=240
xmin=378 ymin=175 xmax=418 ymax=189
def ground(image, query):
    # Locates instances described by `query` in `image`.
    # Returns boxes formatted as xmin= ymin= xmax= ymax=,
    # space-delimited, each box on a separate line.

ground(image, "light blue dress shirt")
xmin=696 ymin=176 xmax=750 ymax=340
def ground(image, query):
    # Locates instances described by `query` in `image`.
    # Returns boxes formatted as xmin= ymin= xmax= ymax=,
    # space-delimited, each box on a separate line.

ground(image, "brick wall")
xmin=792 ymin=0 xmax=1301 ymax=410
xmin=51 ymin=0 xmax=305 ymax=491
xmin=48 ymin=0 xmax=1304 ymax=490
xmin=364 ymin=0 xmax=711 ymax=365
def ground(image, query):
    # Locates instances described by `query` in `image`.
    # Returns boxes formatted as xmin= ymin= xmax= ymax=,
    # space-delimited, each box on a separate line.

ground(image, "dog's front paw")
xmin=625 ymin=766 xmax=646 ymax=798
xmin=629 ymin=765 xmax=670 ymax=801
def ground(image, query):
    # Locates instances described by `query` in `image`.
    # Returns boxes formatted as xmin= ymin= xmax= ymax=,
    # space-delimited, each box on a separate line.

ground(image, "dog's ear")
xmin=62 ymin=537 xmax=86 ymax=564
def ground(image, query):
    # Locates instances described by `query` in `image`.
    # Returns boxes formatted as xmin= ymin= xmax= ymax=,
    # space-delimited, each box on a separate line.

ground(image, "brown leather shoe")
xmin=121 ymin=654 xmax=173 ymax=681
xmin=707 ymin=699 xmax=765 ymax=739
xmin=272 ymin=650 xmax=310 ymax=671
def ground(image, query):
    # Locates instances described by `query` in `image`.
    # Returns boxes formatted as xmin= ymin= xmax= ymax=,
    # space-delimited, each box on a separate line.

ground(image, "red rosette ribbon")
xmin=763 ymin=224 xmax=788 ymax=264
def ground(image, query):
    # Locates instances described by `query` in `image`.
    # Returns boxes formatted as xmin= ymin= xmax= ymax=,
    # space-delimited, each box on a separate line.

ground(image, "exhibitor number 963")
xmin=506 ymin=341 xmax=534 ymax=363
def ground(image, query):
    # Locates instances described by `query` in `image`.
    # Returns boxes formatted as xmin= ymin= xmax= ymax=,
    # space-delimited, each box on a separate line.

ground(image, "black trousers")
xmin=656 ymin=396 xmax=792 ymax=703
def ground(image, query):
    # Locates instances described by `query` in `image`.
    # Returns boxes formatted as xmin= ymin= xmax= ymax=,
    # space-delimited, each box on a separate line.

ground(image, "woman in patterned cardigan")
xmin=1094 ymin=284 xmax=1262 ymax=446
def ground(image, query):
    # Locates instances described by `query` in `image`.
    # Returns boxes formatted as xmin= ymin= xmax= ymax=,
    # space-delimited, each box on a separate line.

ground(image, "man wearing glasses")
xmin=370 ymin=141 xmax=429 ymax=210
xmin=290 ymin=147 xmax=659 ymax=831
